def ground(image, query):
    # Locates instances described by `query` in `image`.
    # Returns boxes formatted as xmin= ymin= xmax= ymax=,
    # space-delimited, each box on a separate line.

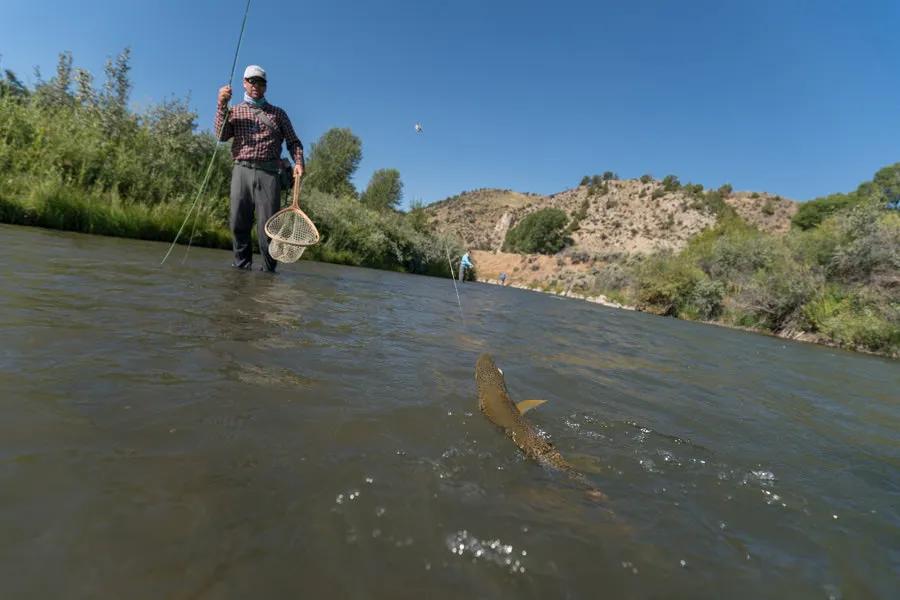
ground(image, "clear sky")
xmin=2 ymin=0 xmax=898 ymax=208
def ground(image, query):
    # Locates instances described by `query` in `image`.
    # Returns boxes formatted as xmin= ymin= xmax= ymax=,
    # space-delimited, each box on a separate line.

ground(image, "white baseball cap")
xmin=243 ymin=65 xmax=266 ymax=81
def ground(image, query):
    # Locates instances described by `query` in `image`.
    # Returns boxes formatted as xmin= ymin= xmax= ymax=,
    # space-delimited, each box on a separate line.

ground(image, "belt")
xmin=235 ymin=159 xmax=280 ymax=172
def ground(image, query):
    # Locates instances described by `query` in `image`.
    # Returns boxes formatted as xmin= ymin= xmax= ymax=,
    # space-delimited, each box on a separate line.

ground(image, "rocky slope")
xmin=425 ymin=179 xmax=797 ymax=257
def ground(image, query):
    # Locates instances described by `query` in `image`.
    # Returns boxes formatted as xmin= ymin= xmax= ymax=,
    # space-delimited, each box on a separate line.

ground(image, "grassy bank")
xmin=0 ymin=175 xmax=232 ymax=248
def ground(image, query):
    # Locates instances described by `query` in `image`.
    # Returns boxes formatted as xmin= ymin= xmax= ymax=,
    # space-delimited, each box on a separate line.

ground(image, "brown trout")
xmin=474 ymin=353 xmax=606 ymax=501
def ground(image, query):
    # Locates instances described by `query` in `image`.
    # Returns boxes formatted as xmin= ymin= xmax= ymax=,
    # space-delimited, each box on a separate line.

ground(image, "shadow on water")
xmin=0 ymin=225 xmax=898 ymax=599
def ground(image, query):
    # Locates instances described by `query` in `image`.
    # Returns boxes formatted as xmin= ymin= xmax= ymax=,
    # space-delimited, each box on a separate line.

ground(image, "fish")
xmin=474 ymin=353 xmax=607 ymax=501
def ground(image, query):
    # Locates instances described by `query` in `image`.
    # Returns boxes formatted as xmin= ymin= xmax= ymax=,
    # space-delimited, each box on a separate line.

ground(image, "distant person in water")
xmin=216 ymin=65 xmax=305 ymax=273
xmin=459 ymin=251 xmax=473 ymax=282
xmin=499 ymin=272 xmax=507 ymax=286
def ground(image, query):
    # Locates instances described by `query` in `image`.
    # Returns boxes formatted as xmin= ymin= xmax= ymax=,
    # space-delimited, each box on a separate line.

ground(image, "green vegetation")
xmin=662 ymin=175 xmax=681 ymax=192
xmin=0 ymin=50 xmax=459 ymax=276
xmin=792 ymin=193 xmax=855 ymax=230
xmin=360 ymin=168 xmax=403 ymax=211
xmin=792 ymin=162 xmax=900 ymax=229
xmin=688 ymin=187 xmax=736 ymax=219
xmin=589 ymin=197 xmax=899 ymax=356
xmin=503 ymin=208 xmax=571 ymax=254
xmin=304 ymin=128 xmax=362 ymax=198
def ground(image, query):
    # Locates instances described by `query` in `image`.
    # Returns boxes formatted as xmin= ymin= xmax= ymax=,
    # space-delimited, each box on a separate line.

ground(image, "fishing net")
xmin=264 ymin=207 xmax=319 ymax=246
xmin=268 ymin=238 xmax=307 ymax=263
xmin=264 ymin=177 xmax=320 ymax=263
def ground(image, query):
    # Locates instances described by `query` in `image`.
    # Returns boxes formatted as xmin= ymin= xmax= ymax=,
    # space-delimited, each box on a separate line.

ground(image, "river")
xmin=0 ymin=224 xmax=897 ymax=599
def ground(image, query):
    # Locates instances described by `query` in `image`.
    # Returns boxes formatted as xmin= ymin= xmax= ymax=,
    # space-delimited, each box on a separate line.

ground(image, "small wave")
xmin=446 ymin=530 xmax=528 ymax=574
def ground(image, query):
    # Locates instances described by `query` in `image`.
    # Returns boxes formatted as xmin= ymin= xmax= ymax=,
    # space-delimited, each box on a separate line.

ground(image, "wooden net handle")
xmin=291 ymin=175 xmax=304 ymax=209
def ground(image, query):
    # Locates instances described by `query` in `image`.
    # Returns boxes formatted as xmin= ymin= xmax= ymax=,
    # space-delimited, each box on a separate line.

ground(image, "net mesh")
xmin=265 ymin=208 xmax=320 ymax=246
xmin=268 ymin=238 xmax=307 ymax=263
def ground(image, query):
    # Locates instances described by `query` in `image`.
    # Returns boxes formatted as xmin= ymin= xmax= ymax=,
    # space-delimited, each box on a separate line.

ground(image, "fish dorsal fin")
xmin=516 ymin=399 xmax=547 ymax=414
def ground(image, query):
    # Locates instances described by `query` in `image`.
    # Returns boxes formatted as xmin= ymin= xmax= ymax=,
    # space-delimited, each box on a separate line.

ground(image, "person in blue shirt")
xmin=459 ymin=251 xmax=473 ymax=282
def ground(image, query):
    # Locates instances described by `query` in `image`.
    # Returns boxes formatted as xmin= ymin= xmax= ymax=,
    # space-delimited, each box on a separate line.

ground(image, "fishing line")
xmin=445 ymin=244 xmax=465 ymax=324
xmin=160 ymin=0 xmax=253 ymax=266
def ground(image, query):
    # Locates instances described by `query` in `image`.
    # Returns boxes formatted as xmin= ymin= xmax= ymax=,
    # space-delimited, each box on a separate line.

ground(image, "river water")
xmin=0 ymin=224 xmax=897 ymax=599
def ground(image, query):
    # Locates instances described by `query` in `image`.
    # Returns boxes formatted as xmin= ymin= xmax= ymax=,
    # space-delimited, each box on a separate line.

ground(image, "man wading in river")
xmin=216 ymin=65 xmax=305 ymax=272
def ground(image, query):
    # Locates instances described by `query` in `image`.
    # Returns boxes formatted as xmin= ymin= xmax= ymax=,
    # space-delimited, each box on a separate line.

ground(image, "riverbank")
xmin=476 ymin=274 xmax=895 ymax=359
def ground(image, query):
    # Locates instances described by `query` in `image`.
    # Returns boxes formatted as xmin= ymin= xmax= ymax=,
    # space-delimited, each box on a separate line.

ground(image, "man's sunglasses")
xmin=246 ymin=77 xmax=267 ymax=85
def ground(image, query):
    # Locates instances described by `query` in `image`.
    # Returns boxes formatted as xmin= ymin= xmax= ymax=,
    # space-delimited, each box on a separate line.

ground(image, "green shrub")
xmin=662 ymin=175 xmax=681 ymax=192
xmin=635 ymin=253 xmax=704 ymax=316
xmin=803 ymin=288 xmax=899 ymax=354
xmin=686 ymin=278 xmax=725 ymax=320
xmin=791 ymin=217 xmax=842 ymax=268
xmin=828 ymin=207 xmax=900 ymax=284
xmin=502 ymin=208 xmax=571 ymax=254
xmin=303 ymin=188 xmax=456 ymax=274
xmin=639 ymin=174 xmax=653 ymax=184
xmin=588 ymin=181 xmax=609 ymax=196
xmin=683 ymin=183 xmax=704 ymax=196
xmin=732 ymin=258 xmax=820 ymax=331
xmin=702 ymin=229 xmax=778 ymax=282
xmin=792 ymin=193 xmax=856 ymax=230
xmin=689 ymin=190 xmax=735 ymax=218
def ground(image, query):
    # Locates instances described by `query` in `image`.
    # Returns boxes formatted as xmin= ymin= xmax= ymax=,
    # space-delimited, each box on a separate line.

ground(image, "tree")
xmin=102 ymin=47 xmax=131 ymax=112
xmin=361 ymin=168 xmax=403 ymax=211
xmin=0 ymin=68 xmax=28 ymax=99
xmin=639 ymin=174 xmax=653 ymax=184
xmin=95 ymin=48 xmax=134 ymax=136
xmin=792 ymin=193 xmax=855 ymax=230
xmin=580 ymin=175 xmax=590 ymax=186
xmin=406 ymin=199 xmax=430 ymax=232
xmin=74 ymin=68 xmax=96 ymax=106
xmin=502 ymin=208 xmax=571 ymax=254
xmin=858 ymin=162 xmax=900 ymax=207
xmin=662 ymin=174 xmax=681 ymax=192
xmin=602 ymin=171 xmax=618 ymax=181
xmin=305 ymin=127 xmax=362 ymax=198
xmin=35 ymin=51 xmax=74 ymax=107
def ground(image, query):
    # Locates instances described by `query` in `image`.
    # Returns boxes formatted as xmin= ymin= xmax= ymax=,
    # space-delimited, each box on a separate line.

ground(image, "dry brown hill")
xmin=425 ymin=179 xmax=797 ymax=257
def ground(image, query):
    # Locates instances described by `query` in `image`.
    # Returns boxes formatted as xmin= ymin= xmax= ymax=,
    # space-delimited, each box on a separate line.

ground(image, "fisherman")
xmin=498 ymin=272 xmax=507 ymax=286
xmin=216 ymin=65 xmax=305 ymax=273
xmin=459 ymin=250 xmax=473 ymax=282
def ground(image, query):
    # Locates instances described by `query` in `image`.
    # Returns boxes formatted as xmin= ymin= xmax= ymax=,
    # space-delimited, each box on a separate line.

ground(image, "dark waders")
xmin=230 ymin=162 xmax=281 ymax=272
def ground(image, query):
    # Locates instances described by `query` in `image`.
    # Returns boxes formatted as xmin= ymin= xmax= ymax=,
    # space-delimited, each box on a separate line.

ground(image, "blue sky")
xmin=2 ymin=0 xmax=898 ymax=208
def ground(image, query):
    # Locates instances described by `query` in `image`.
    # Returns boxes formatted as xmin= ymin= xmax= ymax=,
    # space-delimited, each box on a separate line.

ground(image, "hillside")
xmin=425 ymin=179 xmax=797 ymax=257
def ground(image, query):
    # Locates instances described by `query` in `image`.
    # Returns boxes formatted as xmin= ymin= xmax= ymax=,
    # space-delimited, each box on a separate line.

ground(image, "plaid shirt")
xmin=215 ymin=101 xmax=304 ymax=165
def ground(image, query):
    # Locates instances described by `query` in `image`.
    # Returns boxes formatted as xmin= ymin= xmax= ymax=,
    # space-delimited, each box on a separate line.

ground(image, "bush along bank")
xmin=588 ymin=203 xmax=899 ymax=358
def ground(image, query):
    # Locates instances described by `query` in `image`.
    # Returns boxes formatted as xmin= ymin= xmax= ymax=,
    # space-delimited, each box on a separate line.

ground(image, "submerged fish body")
xmin=474 ymin=353 xmax=606 ymax=500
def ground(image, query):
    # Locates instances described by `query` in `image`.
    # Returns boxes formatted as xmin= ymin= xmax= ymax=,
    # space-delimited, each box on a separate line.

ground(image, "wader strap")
xmin=247 ymin=103 xmax=281 ymax=137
